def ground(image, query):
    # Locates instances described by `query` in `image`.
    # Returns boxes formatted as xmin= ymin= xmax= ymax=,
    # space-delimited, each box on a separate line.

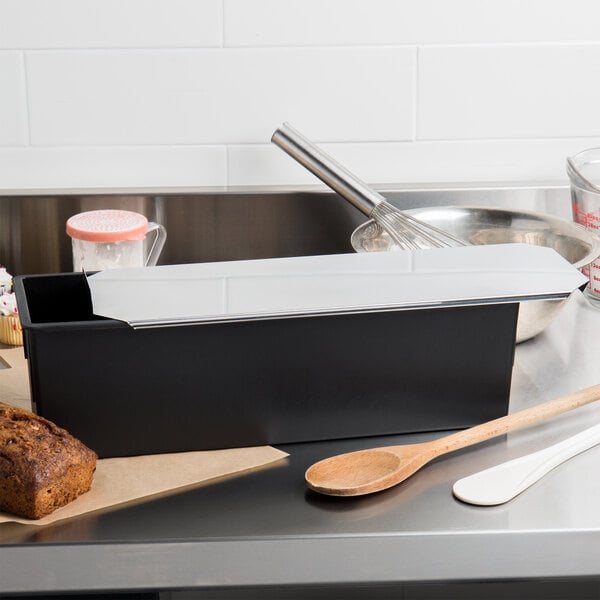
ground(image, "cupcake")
xmin=0 ymin=269 xmax=23 ymax=346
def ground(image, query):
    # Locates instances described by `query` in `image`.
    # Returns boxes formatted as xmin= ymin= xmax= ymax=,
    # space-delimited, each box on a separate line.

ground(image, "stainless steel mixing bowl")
xmin=351 ymin=206 xmax=600 ymax=343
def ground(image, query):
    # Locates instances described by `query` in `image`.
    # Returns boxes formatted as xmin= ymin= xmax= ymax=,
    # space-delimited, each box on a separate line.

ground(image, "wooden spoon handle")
xmin=428 ymin=383 xmax=600 ymax=458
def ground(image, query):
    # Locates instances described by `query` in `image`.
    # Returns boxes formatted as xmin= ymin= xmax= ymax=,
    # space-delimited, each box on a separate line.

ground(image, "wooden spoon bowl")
xmin=306 ymin=446 xmax=432 ymax=496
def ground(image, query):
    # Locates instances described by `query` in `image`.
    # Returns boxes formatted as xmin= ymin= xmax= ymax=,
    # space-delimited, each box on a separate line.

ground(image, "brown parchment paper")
xmin=0 ymin=345 xmax=31 ymax=410
xmin=0 ymin=445 xmax=288 ymax=526
xmin=0 ymin=345 xmax=289 ymax=526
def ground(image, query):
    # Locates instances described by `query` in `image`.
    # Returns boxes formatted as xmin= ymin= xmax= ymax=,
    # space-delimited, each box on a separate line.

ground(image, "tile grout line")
xmin=220 ymin=0 xmax=225 ymax=48
xmin=225 ymin=144 xmax=230 ymax=185
xmin=5 ymin=40 xmax=600 ymax=52
xmin=5 ymin=135 xmax=600 ymax=151
xmin=20 ymin=52 xmax=32 ymax=146
xmin=414 ymin=46 xmax=419 ymax=142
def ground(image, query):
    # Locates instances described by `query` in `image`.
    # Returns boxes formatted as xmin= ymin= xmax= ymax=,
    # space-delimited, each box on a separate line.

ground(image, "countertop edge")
xmin=3 ymin=529 xmax=600 ymax=594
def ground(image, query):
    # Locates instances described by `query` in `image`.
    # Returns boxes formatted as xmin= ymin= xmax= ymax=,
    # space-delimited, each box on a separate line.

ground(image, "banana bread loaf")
xmin=0 ymin=403 xmax=97 ymax=519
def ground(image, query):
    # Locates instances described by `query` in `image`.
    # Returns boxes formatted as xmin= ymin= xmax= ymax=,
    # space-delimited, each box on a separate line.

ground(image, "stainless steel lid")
xmin=87 ymin=244 xmax=588 ymax=328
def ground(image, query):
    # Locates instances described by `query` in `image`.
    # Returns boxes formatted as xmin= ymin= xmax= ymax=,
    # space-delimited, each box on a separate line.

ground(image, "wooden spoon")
xmin=305 ymin=383 xmax=600 ymax=496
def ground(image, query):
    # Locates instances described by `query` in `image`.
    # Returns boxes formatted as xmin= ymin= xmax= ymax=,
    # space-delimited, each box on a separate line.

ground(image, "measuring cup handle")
xmin=145 ymin=222 xmax=167 ymax=267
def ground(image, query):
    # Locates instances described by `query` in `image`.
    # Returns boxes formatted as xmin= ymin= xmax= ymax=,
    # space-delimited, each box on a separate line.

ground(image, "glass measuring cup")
xmin=66 ymin=209 xmax=166 ymax=272
xmin=567 ymin=148 xmax=600 ymax=305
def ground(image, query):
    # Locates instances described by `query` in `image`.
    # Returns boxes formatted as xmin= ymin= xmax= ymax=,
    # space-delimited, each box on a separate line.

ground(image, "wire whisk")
xmin=272 ymin=123 xmax=468 ymax=251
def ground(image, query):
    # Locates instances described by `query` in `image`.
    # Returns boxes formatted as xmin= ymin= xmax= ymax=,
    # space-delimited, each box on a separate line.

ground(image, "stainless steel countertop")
xmin=2 ymin=183 xmax=600 ymax=595
xmin=2 ymin=291 xmax=600 ymax=594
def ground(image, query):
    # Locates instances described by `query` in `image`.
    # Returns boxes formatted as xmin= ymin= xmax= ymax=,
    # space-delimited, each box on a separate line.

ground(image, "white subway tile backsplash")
xmin=228 ymin=138 xmax=599 ymax=186
xmin=0 ymin=146 xmax=226 ymax=189
xmin=2 ymin=1 xmax=600 ymax=190
xmin=225 ymin=0 xmax=600 ymax=47
xmin=0 ymin=52 xmax=27 ymax=146
xmin=229 ymin=144 xmax=320 ymax=186
xmin=26 ymin=48 xmax=414 ymax=146
xmin=418 ymin=44 xmax=600 ymax=140
xmin=0 ymin=135 xmax=592 ymax=190
xmin=0 ymin=0 xmax=222 ymax=49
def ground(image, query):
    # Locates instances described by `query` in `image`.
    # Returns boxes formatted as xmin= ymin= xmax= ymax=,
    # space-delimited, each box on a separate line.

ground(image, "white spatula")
xmin=453 ymin=423 xmax=600 ymax=506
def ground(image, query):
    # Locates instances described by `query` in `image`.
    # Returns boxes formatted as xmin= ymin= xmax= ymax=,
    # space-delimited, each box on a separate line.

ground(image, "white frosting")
xmin=0 ymin=267 xmax=12 ymax=295
xmin=0 ymin=292 xmax=18 ymax=317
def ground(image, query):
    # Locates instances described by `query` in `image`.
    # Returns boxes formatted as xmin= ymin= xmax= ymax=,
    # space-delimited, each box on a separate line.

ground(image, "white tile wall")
xmin=418 ymin=44 xmax=600 ymax=140
xmin=0 ymin=146 xmax=226 ymax=189
xmin=224 ymin=0 xmax=600 ymax=46
xmin=2 ymin=1 xmax=600 ymax=189
xmin=0 ymin=0 xmax=222 ymax=49
xmin=26 ymin=47 xmax=414 ymax=146
xmin=0 ymin=52 xmax=27 ymax=146
xmin=228 ymin=138 xmax=600 ymax=186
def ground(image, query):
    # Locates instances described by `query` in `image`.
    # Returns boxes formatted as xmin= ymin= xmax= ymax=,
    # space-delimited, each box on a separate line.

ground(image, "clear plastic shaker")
xmin=567 ymin=149 xmax=600 ymax=305
xmin=66 ymin=209 xmax=166 ymax=271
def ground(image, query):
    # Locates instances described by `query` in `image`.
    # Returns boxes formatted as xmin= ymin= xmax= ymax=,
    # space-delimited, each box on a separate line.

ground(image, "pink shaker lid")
xmin=66 ymin=209 xmax=148 ymax=242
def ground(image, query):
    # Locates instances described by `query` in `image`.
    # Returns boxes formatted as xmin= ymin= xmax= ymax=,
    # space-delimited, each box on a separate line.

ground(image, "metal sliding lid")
xmin=87 ymin=243 xmax=588 ymax=329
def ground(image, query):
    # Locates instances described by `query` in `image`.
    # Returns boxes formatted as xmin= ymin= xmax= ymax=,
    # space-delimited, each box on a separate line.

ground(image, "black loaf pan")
xmin=14 ymin=272 xmax=518 ymax=458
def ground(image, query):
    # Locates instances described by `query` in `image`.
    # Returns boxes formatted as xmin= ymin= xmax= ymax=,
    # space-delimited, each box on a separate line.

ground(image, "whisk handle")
xmin=271 ymin=123 xmax=385 ymax=217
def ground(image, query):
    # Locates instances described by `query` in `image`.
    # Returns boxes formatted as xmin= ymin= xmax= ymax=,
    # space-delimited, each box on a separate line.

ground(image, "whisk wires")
xmin=372 ymin=202 xmax=468 ymax=250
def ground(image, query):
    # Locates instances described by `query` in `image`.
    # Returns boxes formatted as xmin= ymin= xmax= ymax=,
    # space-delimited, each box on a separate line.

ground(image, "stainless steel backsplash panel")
xmin=0 ymin=183 xmax=570 ymax=275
